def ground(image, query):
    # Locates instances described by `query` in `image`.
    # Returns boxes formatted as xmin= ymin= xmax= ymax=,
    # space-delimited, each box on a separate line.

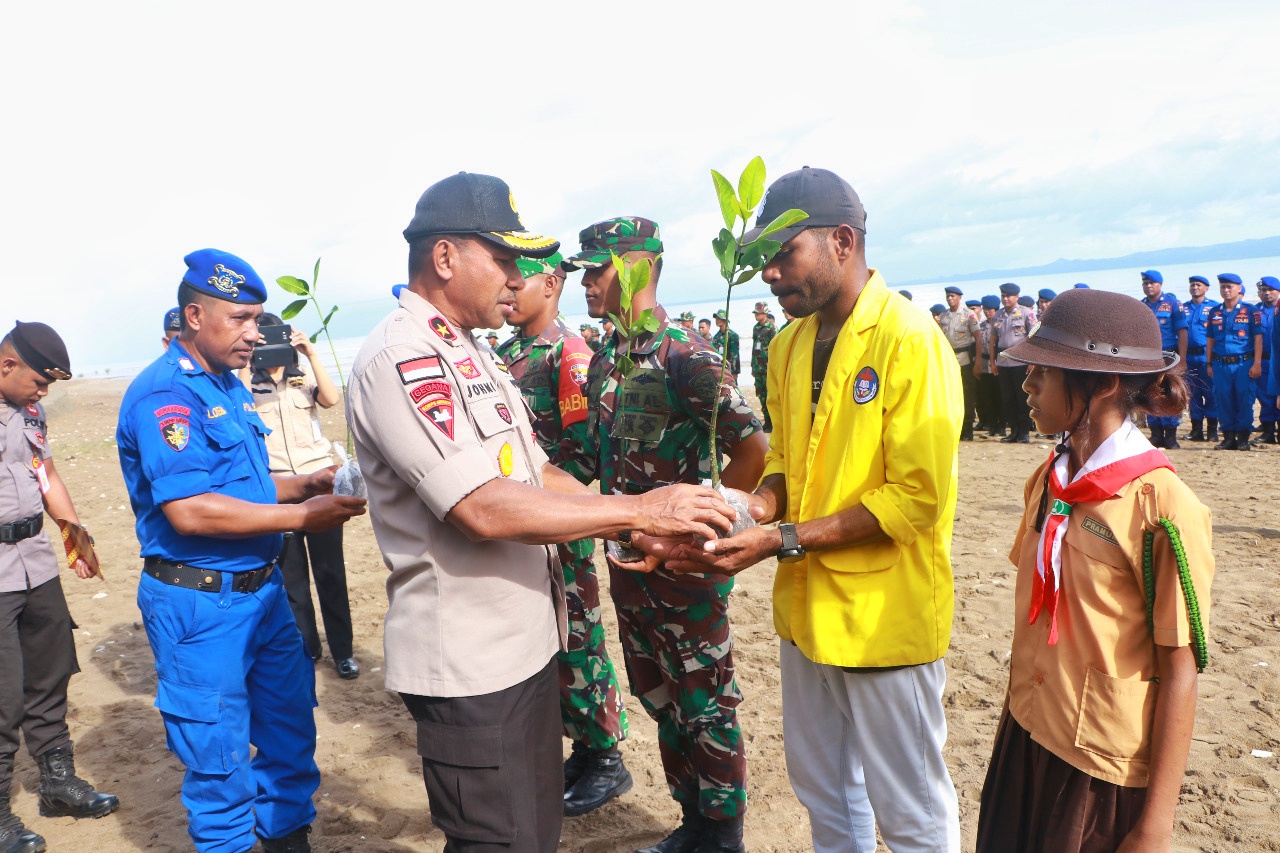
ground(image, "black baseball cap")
xmin=402 ymin=172 xmax=560 ymax=258
xmin=742 ymin=166 xmax=867 ymax=245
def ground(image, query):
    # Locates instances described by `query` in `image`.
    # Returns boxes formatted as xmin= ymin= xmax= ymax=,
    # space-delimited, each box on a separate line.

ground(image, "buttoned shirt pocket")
xmin=205 ymin=420 xmax=255 ymax=488
xmin=473 ymin=402 xmax=531 ymax=482
xmin=1073 ymin=666 xmax=1155 ymax=763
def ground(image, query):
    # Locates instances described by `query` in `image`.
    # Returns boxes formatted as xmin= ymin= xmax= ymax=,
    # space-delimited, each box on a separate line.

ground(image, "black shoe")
xmin=1188 ymin=419 xmax=1205 ymax=442
xmin=1236 ymin=431 xmax=1253 ymax=450
xmin=36 ymin=746 xmax=119 ymax=819
xmin=692 ymin=817 xmax=746 ymax=853
xmin=259 ymin=825 xmax=311 ymax=853
xmin=564 ymin=748 xmax=633 ymax=816
xmin=636 ymin=812 xmax=707 ymax=853
xmin=1000 ymin=433 xmax=1018 ymax=443
xmin=762 ymin=418 xmax=773 ymax=433
xmin=1207 ymin=419 xmax=1220 ymax=442
xmin=1163 ymin=430 xmax=1181 ymax=449
xmin=1016 ymin=433 xmax=1032 ymax=443
xmin=1214 ymin=431 xmax=1236 ymax=450
xmin=335 ymin=658 xmax=360 ymax=679
xmin=0 ymin=796 xmax=45 ymax=853
xmin=563 ymin=741 xmax=590 ymax=792
xmin=960 ymin=432 xmax=974 ymax=441
xmin=1149 ymin=425 xmax=1164 ymax=446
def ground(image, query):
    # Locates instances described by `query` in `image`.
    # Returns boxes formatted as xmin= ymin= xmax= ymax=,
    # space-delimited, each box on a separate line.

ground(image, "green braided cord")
xmin=1142 ymin=519 xmax=1209 ymax=674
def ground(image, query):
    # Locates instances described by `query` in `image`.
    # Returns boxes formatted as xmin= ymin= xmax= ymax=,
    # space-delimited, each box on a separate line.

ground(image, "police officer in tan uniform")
xmin=0 ymin=322 xmax=117 ymax=853
xmin=346 ymin=172 xmax=737 ymax=851
xmin=989 ymin=282 xmax=1035 ymax=443
xmin=939 ymin=286 xmax=981 ymax=440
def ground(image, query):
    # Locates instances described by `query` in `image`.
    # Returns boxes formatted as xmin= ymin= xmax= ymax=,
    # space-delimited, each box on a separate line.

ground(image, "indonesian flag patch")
xmin=397 ymin=355 xmax=445 ymax=384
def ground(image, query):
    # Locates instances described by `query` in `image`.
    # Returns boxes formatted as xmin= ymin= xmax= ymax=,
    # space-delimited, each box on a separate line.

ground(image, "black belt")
xmin=143 ymin=557 xmax=276 ymax=593
xmin=1187 ymin=345 xmax=1205 ymax=355
xmin=0 ymin=513 xmax=43 ymax=544
xmin=1213 ymin=355 xmax=1247 ymax=365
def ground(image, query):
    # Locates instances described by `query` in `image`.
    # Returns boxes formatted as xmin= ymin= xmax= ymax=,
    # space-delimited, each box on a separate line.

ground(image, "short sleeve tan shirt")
xmin=247 ymin=360 xmax=334 ymax=476
xmin=347 ymin=290 xmax=564 ymax=698
xmin=1006 ymin=463 xmax=1214 ymax=787
xmin=0 ymin=399 xmax=59 ymax=592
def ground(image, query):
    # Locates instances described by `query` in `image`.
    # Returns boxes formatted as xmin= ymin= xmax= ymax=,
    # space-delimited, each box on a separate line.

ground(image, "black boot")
xmin=1163 ymin=425 xmax=1180 ymax=449
xmin=1149 ymin=424 xmax=1163 ymax=446
xmin=36 ymin=746 xmax=118 ymax=819
xmin=563 ymin=747 xmax=633 ymax=816
xmin=563 ymin=741 xmax=590 ymax=792
xmin=259 ymin=825 xmax=311 ymax=853
xmin=1236 ymin=430 xmax=1252 ymax=450
xmin=636 ymin=804 xmax=707 ymax=853
xmin=1207 ymin=418 xmax=1220 ymax=441
xmin=693 ymin=816 xmax=745 ymax=853
xmin=0 ymin=795 xmax=44 ymax=853
xmin=1263 ymin=422 xmax=1278 ymax=445
xmin=1188 ymin=418 xmax=1205 ymax=441
xmin=762 ymin=415 xmax=772 ymax=433
xmin=1214 ymin=430 xmax=1236 ymax=450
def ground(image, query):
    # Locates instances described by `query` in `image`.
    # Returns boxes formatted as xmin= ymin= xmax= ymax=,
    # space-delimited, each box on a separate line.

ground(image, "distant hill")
xmin=900 ymin=236 xmax=1280 ymax=285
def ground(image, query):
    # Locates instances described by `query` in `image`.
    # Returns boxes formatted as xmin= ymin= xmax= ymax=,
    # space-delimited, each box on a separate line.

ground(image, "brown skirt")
xmin=976 ymin=709 xmax=1148 ymax=853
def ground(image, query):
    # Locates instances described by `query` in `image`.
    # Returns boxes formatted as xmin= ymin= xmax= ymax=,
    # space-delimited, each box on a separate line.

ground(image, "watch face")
xmin=778 ymin=549 xmax=805 ymax=564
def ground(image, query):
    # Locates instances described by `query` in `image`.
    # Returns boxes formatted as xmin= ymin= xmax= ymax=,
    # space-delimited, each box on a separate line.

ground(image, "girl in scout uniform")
xmin=975 ymin=289 xmax=1213 ymax=852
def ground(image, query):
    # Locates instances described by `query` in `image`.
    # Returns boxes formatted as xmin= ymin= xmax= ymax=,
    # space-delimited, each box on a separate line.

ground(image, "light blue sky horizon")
xmin=4 ymin=1 xmax=1278 ymax=370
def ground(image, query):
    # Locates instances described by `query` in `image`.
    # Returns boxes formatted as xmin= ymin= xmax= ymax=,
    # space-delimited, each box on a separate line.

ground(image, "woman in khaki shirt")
xmin=244 ymin=315 xmax=360 ymax=679
xmin=976 ymin=289 xmax=1213 ymax=852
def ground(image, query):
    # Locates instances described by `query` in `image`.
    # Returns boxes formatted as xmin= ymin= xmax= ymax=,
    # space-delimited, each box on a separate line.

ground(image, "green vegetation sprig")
xmin=706 ymin=156 xmax=807 ymax=484
xmin=276 ymin=257 xmax=349 ymax=452
xmin=606 ymin=254 xmax=658 ymax=380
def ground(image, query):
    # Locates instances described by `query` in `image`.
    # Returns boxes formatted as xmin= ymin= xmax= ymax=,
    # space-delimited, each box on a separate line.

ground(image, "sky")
xmin=3 ymin=0 xmax=1279 ymax=371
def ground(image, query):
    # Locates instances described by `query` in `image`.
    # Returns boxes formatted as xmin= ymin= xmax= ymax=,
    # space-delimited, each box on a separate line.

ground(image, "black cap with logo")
xmin=743 ymin=166 xmax=867 ymax=245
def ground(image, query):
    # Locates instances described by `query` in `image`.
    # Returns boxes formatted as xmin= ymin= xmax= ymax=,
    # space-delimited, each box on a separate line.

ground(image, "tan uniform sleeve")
xmin=350 ymin=345 xmax=501 ymax=521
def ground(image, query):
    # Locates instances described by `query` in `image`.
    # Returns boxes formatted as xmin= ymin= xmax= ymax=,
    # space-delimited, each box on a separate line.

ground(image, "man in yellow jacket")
xmin=661 ymin=167 xmax=962 ymax=852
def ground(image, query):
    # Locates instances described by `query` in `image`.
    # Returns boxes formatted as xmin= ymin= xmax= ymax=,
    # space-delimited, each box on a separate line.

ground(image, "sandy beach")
xmin=17 ymin=376 xmax=1280 ymax=852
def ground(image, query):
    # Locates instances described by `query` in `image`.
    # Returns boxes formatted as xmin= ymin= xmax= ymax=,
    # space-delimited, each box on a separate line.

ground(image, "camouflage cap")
xmin=516 ymin=251 xmax=566 ymax=279
xmin=562 ymin=217 xmax=663 ymax=270
xmin=713 ymin=309 xmax=728 ymax=321
xmin=679 ymin=311 xmax=696 ymax=322
xmin=579 ymin=323 xmax=596 ymax=332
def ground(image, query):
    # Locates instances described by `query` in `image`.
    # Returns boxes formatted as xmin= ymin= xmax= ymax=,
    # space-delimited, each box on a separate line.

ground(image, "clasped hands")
xmin=612 ymin=485 xmax=778 ymax=577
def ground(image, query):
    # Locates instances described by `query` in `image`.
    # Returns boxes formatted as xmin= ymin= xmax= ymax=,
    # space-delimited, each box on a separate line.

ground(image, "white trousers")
xmin=780 ymin=641 xmax=960 ymax=853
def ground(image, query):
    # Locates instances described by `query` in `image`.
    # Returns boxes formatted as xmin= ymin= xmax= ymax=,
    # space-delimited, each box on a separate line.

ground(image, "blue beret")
xmin=163 ymin=307 xmax=181 ymax=332
xmin=999 ymin=282 xmax=1020 ymax=295
xmin=930 ymin=303 xmax=945 ymax=315
xmin=1188 ymin=275 xmax=1210 ymax=286
xmin=1218 ymin=273 xmax=1242 ymax=285
xmin=965 ymin=299 xmax=981 ymax=308
xmin=1073 ymin=282 xmax=1090 ymax=289
xmin=1258 ymin=276 xmax=1280 ymax=290
xmin=898 ymin=290 xmax=912 ymax=301
xmin=981 ymin=295 xmax=1000 ymax=309
xmin=944 ymin=286 xmax=963 ymax=296
xmin=1140 ymin=269 xmax=1163 ymax=283
xmin=1018 ymin=295 xmax=1035 ymax=307
xmin=1037 ymin=288 xmax=1056 ymax=301
xmin=391 ymin=284 xmax=407 ymax=299
xmin=181 ymin=249 xmax=267 ymax=304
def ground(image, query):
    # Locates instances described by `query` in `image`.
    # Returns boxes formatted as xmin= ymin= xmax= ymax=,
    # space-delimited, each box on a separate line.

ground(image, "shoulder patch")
xmin=428 ymin=315 xmax=458 ymax=343
xmin=397 ymin=355 xmax=445 ymax=384
xmin=454 ymin=358 xmax=481 ymax=379
xmin=25 ymin=404 xmax=40 ymax=417
xmin=409 ymin=380 xmax=452 ymax=404
xmin=1081 ymin=516 xmax=1119 ymax=546
xmin=417 ymin=396 xmax=455 ymax=439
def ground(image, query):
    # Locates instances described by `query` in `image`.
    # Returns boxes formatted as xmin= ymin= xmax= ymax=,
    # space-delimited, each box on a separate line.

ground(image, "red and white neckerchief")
xmin=1032 ymin=420 xmax=1174 ymax=645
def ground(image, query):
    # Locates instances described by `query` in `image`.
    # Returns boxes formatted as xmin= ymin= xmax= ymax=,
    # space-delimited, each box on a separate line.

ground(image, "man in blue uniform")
xmin=163 ymin=307 xmax=181 ymax=350
xmin=1251 ymin=277 xmax=1279 ymax=444
xmin=1206 ymin=273 xmax=1263 ymax=451
xmin=117 ymin=249 xmax=368 ymax=853
xmin=1139 ymin=270 xmax=1188 ymax=447
xmin=1036 ymin=288 xmax=1055 ymax=315
xmin=1182 ymin=275 xmax=1219 ymax=441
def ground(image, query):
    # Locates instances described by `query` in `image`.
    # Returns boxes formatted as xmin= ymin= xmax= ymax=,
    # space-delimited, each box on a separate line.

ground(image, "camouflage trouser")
xmin=557 ymin=538 xmax=628 ymax=749
xmin=614 ymin=598 xmax=746 ymax=820
xmin=752 ymin=371 xmax=768 ymax=417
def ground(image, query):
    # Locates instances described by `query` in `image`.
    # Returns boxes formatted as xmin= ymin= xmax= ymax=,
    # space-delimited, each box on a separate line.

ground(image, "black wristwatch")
xmin=777 ymin=523 xmax=805 ymax=563
xmin=617 ymin=530 xmax=634 ymax=547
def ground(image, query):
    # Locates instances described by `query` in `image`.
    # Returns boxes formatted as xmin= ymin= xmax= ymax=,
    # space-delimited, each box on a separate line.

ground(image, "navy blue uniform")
xmin=1253 ymin=302 xmax=1278 ymax=427
xmin=1143 ymin=293 xmax=1187 ymax=427
xmin=1181 ymin=297 xmax=1219 ymax=422
xmin=117 ymin=341 xmax=319 ymax=853
xmin=1207 ymin=302 xmax=1262 ymax=434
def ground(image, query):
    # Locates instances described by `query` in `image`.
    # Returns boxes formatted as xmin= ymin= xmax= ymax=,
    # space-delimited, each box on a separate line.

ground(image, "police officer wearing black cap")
xmin=117 ymin=250 xmax=367 ymax=853
xmin=939 ymin=286 xmax=981 ymax=440
xmin=990 ymin=283 xmax=1035 ymax=442
xmin=0 ymin=322 xmax=119 ymax=853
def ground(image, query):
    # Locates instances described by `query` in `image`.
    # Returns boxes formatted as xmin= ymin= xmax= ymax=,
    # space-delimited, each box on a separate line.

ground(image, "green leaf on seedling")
xmin=732 ymin=269 xmax=758 ymax=286
xmin=281 ymin=299 xmax=308 ymax=320
xmin=309 ymin=329 xmax=322 ymax=343
xmin=277 ymin=276 xmax=309 ymax=296
xmin=738 ymin=156 xmax=766 ymax=214
xmin=759 ymin=208 xmax=809 ymax=240
xmin=710 ymin=170 xmax=739 ymax=231
xmin=312 ymin=258 xmax=322 ymax=289
xmin=606 ymin=312 xmax=625 ymax=336
xmin=322 ymin=305 xmax=339 ymax=326
xmin=617 ymin=354 xmax=634 ymax=377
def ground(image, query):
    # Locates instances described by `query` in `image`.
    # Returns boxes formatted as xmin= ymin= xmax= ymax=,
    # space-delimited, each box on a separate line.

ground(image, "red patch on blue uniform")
xmin=429 ymin=315 xmax=458 ymax=344
xmin=853 ymin=366 xmax=879 ymax=404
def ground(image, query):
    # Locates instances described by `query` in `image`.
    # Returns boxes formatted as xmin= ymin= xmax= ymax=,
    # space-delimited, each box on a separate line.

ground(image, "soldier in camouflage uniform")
xmin=580 ymin=323 xmax=602 ymax=353
xmin=562 ymin=217 xmax=769 ymax=853
xmin=749 ymin=302 xmax=776 ymax=432
xmin=678 ymin=311 xmax=696 ymax=333
xmin=710 ymin=310 xmax=740 ymax=378
xmin=496 ymin=252 xmax=632 ymax=817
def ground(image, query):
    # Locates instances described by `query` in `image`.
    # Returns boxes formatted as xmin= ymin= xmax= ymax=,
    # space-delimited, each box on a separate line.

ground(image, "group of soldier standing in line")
xmin=931 ymin=269 xmax=1280 ymax=450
